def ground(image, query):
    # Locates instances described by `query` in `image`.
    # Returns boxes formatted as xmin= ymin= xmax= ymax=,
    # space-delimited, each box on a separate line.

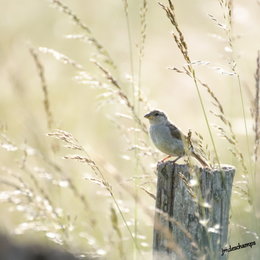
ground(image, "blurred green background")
xmin=0 ymin=0 xmax=259 ymax=259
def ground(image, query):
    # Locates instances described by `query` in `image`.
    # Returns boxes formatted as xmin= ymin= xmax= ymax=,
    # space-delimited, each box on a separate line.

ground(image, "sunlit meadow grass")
xmin=0 ymin=0 xmax=259 ymax=259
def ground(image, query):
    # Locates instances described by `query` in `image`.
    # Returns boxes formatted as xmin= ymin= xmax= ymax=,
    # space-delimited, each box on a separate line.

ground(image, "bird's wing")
xmin=166 ymin=122 xmax=184 ymax=140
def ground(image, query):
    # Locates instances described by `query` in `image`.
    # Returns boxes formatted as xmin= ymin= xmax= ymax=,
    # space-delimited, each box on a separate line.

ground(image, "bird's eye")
xmin=154 ymin=112 xmax=159 ymax=116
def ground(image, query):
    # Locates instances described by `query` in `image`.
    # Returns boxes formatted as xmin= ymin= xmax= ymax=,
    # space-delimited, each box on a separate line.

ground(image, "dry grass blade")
xmin=140 ymin=187 xmax=156 ymax=200
xmin=253 ymin=51 xmax=260 ymax=165
xmin=20 ymin=167 xmax=70 ymax=246
xmin=49 ymin=0 xmax=90 ymax=33
xmin=121 ymin=0 xmax=135 ymax=100
xmin=231 ymin=223 xmax=259 ymax=240
xmin=47 ymin=129 xmax=84 ymax=151
xmin=158 ymin=1 xmax=191 ymax=65
xmin=137 ymin=0 xmax=148 ymax=106
xmin=194 ymin=78 xmax=250 ymax=180
xmin=217 ymin=0 xmax=252 ymax=175
xmin=42 ymin=158 xmax=98 ymax=229
xmin=92 ymin=60 xmax=148 ymax=134
xmin=122 ymin=0 xmax=129 ymax=16
xmin=185 ymin=74 xmax=248 ymax=177
xmin=110 ymin=206 xmax=124 ymax=258
xmin=48 ymin=0 xmax=115 ymax=68
xmin=47 ymin=129 xmax=141 ymax=253
xmin=29 ymin=47 xmax=53 ymax=130
xmin=198 ymin=80 xmax=224 ymax=115
xmin=139 ymin=0 xmax=148 ymax=60
xmin=178 ymin=173 xmax=196 ymax=199
xmin=218 ymin=0 xmax=233 ymax=48
xmin=39 ymin=47 xmax=83 ymax=70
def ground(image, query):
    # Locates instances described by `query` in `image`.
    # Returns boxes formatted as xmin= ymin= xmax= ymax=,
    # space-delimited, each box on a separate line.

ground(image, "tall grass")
xmin=0 ymin=0 xmax=259 ymax=259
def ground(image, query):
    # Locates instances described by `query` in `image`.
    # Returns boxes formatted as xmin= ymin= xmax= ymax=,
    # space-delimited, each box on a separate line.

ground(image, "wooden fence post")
xmin=153 ymin=162 xmax=235 ymax=260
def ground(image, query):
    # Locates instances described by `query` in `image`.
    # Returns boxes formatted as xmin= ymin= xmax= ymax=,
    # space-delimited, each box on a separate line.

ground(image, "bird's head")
xmin=144 ymin=110 xmax=168 ymax=124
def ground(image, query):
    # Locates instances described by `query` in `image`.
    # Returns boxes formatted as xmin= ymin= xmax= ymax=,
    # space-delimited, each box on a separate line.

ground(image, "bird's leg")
xmin=160 ymin=155 xmax=183 ymax=163
xmin=160 ymin=155 xmax=172 ymax=162
xmin=172 ymin=156 xmax=182 ymax=164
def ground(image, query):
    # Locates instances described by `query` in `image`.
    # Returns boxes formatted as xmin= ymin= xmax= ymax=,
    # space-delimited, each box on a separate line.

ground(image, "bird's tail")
xmin=191 ymin=151 xmax=209 ymax=168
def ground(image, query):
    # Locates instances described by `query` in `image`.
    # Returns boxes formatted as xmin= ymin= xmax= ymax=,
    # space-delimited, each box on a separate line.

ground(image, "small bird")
xmin=144 ymin=110 xmax=209 ymax=167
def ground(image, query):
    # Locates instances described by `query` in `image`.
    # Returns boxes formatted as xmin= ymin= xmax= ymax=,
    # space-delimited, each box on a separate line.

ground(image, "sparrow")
xmin=144 ymin=110 xmax=209 ymax=167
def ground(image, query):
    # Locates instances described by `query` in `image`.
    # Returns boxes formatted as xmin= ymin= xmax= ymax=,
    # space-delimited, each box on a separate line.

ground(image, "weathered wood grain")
xmin=153 ymin=162 xmax=235 ymax=260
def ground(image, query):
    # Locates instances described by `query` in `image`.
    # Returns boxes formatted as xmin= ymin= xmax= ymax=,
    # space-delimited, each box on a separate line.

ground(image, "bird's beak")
xmin=144 ymin=112 xmax=151 ymax=119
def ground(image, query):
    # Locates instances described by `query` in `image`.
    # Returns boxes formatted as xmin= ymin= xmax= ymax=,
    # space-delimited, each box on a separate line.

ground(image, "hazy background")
xmin=0 ymin=0 xmax=259 ymax=259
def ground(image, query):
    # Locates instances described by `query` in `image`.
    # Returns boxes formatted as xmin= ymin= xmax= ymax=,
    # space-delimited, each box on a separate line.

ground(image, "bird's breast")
xmin=149 ymin=124 xmax=184 ymax=156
